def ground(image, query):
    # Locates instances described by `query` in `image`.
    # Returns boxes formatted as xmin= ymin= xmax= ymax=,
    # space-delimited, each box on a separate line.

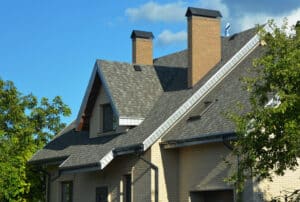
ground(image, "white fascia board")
xmin=142 ymin=33 xmax=261 ymax=151
xmin=99 ymin=150 xmax=114 ymax=170
xmin=119 ymin=117 xmax=144 ymax=126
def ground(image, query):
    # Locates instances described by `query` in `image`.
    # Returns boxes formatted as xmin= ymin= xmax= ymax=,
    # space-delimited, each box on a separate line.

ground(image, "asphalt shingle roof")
xmin=98 ymin=60 xmax=163 ymax=118
xmin=29 ymin=27 xmax=259 ymax=170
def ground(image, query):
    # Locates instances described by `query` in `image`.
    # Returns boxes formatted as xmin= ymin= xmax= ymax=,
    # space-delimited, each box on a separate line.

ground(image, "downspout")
xmin=137 ymin=155 xmax=158 ymax=202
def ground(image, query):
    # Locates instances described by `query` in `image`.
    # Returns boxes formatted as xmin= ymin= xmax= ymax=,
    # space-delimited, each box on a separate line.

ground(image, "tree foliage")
xmin=0 ymin=78 xmax=71 ymax=201
xmin=229 ymin=20 xmax=300 ymax=196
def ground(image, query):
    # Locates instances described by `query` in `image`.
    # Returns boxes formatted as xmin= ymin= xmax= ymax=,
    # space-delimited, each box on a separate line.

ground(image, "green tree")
xmin=229 ymin=20 xmax=300 ymax=200
xmin=0 ymin=78 xmax=71 ymax=201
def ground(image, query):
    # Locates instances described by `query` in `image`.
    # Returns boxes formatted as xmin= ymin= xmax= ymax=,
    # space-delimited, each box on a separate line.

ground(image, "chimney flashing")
xmin=185 ymin=7 xmax=222 ymax=18
xmin=131 ymin=30 xmax=154 ymax=39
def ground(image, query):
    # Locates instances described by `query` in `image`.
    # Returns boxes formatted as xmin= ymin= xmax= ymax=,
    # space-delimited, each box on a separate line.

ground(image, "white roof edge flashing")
xmin=100 ymin=150 xmax=114 ymax=170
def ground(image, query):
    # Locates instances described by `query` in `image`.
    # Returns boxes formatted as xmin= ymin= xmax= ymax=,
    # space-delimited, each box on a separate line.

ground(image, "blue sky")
xmin=1 ymin=0 xmax=300 ymax=124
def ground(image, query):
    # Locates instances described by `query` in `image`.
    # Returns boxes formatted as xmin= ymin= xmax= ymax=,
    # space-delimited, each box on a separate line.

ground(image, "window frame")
xmin=61 ymin=181 xmax=73 ymax=202
xmin=102 ymin=104 xmax=115 ymax=132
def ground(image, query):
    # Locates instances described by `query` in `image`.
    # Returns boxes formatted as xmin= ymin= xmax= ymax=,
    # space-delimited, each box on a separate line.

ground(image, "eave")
xmin=161 ymin=132 xmax=236 ymax=149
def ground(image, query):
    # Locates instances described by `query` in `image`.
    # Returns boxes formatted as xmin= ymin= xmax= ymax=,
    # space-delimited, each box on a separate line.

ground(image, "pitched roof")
xmin=29 ymin=27 xmax=261 ymax=171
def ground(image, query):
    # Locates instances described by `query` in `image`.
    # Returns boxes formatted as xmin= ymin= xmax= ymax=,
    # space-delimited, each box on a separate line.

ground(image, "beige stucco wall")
xmin=178 ymin=142 xmax=235 ymax=202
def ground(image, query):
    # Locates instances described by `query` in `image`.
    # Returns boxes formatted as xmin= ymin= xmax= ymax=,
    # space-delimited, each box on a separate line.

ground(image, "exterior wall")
xmin=150 ymin=139 xmax=179 ymax=202
xmin=132 ymin=38 xmax=153 ymax=65
xmin=253 ymin=161 xmax=300 ymax=201
xmin=89 ymin=86 xmax=126 ymax=138
xmin=178 ymin=142 xmax=235 ymax=202
xmin=48 ymin=152 xmax=152 ymax=202
xmin=187 ymin=15 xmax=221 ymax=87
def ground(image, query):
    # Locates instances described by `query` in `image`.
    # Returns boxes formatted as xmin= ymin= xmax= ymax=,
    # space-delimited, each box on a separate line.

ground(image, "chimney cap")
xmin=186 ymin=7 xmax=222 ymax=18
xmin=131 ymin=30 xmax=154 ymax=39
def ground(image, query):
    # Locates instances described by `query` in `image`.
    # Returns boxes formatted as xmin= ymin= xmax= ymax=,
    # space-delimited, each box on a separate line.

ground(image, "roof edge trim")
xmin=142 ymin=31 xmax=261 ymax=151
xmin=100 ymin=150 xmax=114 ymax=169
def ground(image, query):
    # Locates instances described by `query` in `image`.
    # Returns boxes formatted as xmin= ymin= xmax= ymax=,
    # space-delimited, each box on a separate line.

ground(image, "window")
xmin=102 ymin=104 xmax=116 ymax=132
xmin=61 ymin=181 xmax=73 ymax=202
xmin=96 ymin=187 xmax=108 ymax=202
xmin=124 ymin=174 xmax=132 ymax=202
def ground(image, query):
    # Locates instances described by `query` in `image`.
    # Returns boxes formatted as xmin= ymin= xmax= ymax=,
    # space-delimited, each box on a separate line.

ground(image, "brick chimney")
xmin=131 ymin=30 xmax=154 ymax=65
xmin=186 ymin=7 xmax=222 ymax=87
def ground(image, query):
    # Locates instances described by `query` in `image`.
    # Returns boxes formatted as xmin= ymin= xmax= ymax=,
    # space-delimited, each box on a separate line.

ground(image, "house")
xmin=29 ymin=7 xmax=300 ymax=202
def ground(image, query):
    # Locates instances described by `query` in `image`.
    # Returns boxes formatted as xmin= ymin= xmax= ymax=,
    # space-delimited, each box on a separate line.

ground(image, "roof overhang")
xmin=161 ymin=132 xmax=236 ymax=149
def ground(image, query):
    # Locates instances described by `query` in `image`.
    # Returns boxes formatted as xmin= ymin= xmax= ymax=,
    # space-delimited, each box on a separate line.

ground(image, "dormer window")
xmin=102 ymin=104 xmax=116 ymax=132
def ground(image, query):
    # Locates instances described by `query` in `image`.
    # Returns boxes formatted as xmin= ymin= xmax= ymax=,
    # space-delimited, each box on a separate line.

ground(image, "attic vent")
xmin=187 ymin=100 xmax=215 ymax=122
xmin=187 ymin=115 xmax=201 ymax=121
xmin=133 ymin=65 xmax=142 ymax=71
